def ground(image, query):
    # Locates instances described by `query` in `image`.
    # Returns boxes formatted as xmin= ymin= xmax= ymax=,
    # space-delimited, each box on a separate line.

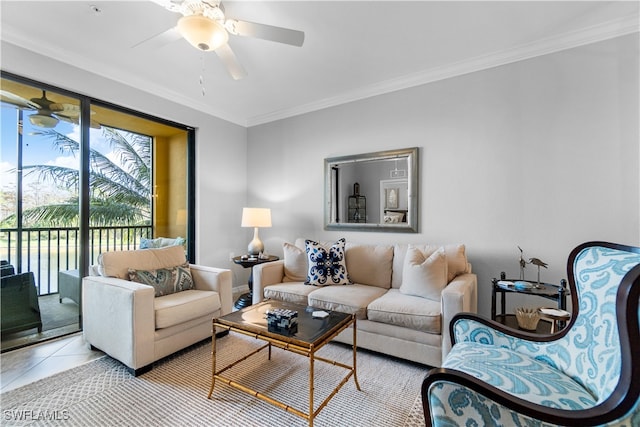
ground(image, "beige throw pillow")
xmin=283 ymin=242 xmax=308 ymax=282
xmin=400 ymin=246 xmax=448 ymax=301
xmin=443 ymin=244 xmax=468 ymax=282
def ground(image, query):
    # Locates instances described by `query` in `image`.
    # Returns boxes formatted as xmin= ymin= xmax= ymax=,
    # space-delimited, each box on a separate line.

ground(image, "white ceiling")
xmin=1 ymin=1 xmax=638 ymax=127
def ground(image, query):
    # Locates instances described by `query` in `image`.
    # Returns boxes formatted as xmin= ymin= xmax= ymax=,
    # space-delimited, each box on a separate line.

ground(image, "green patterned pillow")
xmin=128 ymin=263 xmax=194 ymax=297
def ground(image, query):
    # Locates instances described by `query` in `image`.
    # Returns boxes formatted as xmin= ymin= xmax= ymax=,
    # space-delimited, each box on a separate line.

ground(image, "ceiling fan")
xmin=143 ymin=0 xmax=305 ymax=80
xmin=0 ymin=90 xmax=100 ymax=129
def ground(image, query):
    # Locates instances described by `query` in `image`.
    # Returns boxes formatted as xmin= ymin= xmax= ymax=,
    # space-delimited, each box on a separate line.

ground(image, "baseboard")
xmin=232 ymin=284 xmax=249 ymax=296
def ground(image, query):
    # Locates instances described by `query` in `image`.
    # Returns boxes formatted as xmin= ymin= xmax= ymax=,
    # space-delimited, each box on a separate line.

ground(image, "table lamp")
xmin=241 ymin=207 xmax=272 ymax=256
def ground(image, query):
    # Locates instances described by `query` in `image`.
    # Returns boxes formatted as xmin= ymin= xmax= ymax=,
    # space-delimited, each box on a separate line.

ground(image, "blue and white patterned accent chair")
xmin=422 ymin=241 xmax=640 ymax=426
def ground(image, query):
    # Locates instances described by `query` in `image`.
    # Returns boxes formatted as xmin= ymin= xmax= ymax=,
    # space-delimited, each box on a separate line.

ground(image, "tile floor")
xmin=0 ymin=333 xmax=104 ymax=393
xmin=1 ymin=289 xmax=246 ymax=394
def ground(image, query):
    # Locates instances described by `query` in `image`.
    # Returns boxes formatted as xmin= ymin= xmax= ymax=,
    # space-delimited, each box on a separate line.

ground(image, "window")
xmin=0 ymin=72 xmax=194 ymax=350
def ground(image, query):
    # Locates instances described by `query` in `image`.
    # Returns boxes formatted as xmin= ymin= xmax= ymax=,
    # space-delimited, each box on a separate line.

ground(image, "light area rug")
xmin=1 ymin=334 xmax=426 ymax=427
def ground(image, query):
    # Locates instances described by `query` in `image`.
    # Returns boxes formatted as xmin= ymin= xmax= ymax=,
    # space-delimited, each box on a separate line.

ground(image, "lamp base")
xmin=247 ymin=227 xmax=264 ymax=256
xmin=234 ymin=292 xmax=253 ymax=309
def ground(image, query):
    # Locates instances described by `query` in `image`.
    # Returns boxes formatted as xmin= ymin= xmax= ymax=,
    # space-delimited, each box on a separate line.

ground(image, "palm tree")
xmin=1 ymin=127 xmax=151 ymax=228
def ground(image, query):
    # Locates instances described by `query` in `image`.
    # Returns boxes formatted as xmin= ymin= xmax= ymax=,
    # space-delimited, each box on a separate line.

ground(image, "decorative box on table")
xmin=266 ymin=308 xmax=298 ymax=333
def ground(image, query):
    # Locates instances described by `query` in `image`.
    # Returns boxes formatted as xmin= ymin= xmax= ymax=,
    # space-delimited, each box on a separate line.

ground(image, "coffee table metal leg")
xmin=352 ymin=317 xmax=361 ymax=391
xmin=309 ymin=351 xmax=315 ymax=427
xmin=208 ymin=323 xmax=217 ymax=398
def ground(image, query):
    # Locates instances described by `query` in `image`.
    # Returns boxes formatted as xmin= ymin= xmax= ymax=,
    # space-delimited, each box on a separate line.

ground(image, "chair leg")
xmin=128 ymin=365 xmax=152 ymax=377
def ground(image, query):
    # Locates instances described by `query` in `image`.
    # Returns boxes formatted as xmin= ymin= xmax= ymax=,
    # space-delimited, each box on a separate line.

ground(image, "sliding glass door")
xmin=1 ymin=78 xmax=83 ymax=349
xmin=1 ymin=73 xmax=194 ymax=351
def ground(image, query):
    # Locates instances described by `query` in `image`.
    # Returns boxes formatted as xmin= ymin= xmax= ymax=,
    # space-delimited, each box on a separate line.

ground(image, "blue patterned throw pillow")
xmin=128 ymin=263 xmax=194 ymax=297
xmin=304 ymin=238 xmax=351 ymax=286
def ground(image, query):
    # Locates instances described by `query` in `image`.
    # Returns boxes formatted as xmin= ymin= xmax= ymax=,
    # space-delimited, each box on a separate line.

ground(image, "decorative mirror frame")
xmin=324 ymin=147 xmax=419 ymax=233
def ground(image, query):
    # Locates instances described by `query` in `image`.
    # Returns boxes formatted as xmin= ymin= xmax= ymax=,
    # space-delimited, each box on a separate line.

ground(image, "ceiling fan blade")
xmin=228 ymin=19 xmax=304 ymax=47
xmin=149 ymin=0 xmax=184 ymax=13
xmin=132 ymin=26 xmax=182 ymax=50
xmin=0 ymin=90 xmax=39 ymax=110
xmin=215 ymin=44 xmax=247 ymax=80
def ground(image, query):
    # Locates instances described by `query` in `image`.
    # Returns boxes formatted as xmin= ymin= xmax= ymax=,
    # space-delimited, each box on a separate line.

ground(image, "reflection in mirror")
xmin=325 ymin=147 xmax=418 ymax=232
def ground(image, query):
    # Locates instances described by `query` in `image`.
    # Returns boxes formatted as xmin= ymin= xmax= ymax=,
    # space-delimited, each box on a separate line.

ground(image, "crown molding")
xmin=246 ymin=14 xmax=639 ymax=127
xmin=2 ymin=12 xmax=637 ymax=129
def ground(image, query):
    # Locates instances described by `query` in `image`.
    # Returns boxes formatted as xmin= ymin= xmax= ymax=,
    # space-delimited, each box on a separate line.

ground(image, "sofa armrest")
xmin=82 ymin=276 xmax=155 ymax=370
xmin=252 ymin=260 xmax=285 ymax=305
xmin=189 ymin=264 xmax=233 ymax=315
xmin=441 ymin=272 xmax=478 ymax=358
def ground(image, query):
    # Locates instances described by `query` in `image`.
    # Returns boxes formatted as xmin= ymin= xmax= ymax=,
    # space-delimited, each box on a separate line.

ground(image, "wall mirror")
xmin=325 ymin=147 xmax=419 ymax=232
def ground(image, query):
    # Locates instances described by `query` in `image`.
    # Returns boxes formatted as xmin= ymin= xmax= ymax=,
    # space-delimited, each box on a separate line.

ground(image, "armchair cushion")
xmin=441 ymin=342 xmax=597 ymax=409
xmin=154 ymin=289 xmax=221 ymax=329
xmin=128 ymin=263 xmax=194 ymax=297
xmin=98 ymin=245 xmax=186 ymax=279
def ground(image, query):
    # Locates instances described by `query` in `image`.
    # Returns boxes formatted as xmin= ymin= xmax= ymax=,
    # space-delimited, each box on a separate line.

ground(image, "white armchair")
xmin=82 ymin=246 xmax=232 ymax=375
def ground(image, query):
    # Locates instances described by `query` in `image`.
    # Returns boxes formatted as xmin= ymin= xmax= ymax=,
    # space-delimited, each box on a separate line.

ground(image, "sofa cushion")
xmin=442 ymin=244 xmax=469 ymax=282
xmin=345 ymin=243 xmax=393 ymax=289
xmin=392 ymin=244 xmax=469 ymax=288
xmin=128 ymin=263 xmax=194 ymax=297
xmin=367 ymin=289 xmax=441 ymax=334
xmin=282 ymin=242 xmax=308 ymax=282
xmin=263 ymin=282 xmax=315 ymax=305
xmin=154 ymin=289 xmax=221 ymax=329
xmin=399 ymin=247 xmax=448 ymax=301
xmin=98 ymin=245 xmax=187 ymax=280
xmin=305 ymin=238 xmax=351 ymax=286
xmin=307 ymin=284 xmax=387 ymax=319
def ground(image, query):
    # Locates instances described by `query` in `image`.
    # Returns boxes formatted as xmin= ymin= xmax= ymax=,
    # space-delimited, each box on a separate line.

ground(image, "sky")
xmin=1 ymin=105 xmax=115 ymax=190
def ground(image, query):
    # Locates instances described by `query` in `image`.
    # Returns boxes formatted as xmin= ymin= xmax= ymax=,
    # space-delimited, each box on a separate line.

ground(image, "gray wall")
xmin=247 ymin=34 xmax=639 ymax=317
xmin=3 ymin=33 xmax=638 ymax=316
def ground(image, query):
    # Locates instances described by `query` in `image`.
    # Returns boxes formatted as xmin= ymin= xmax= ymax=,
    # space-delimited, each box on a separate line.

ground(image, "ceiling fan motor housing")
xmin=177 ymin=14 xmax=228 ymax=51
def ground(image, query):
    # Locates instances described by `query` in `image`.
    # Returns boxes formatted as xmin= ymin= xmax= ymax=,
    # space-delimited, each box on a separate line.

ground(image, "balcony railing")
xmin=0 ymin=226 xmax=152 ymax=296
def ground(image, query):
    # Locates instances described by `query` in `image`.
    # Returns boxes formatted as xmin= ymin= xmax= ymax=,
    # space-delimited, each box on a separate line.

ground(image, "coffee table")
xmin=208 ymin=300 xmax=360 ymax=426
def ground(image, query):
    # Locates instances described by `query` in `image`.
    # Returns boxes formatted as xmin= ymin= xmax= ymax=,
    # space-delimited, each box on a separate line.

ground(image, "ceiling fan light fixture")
xmin=29 ymin=113 xmax=59 ymax=128
xmin=177 ymin=14 xmax=228 ymax=52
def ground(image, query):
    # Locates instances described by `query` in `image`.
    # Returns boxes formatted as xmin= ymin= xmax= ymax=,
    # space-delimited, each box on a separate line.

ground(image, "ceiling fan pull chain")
xmin=199 ymin=55 xmax=206 ymax=96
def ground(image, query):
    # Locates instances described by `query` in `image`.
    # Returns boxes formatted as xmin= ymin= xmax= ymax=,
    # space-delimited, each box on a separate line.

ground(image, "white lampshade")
xmin=177 ymin=14 xmax=229 ymax=52
xmin=241 ymin=208 xmax=272 ymax=228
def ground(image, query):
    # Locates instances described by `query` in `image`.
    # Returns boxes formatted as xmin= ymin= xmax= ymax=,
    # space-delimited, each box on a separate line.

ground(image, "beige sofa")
xmin=252 ymin=239 xmax=477 ymax=367
xmin=82 ymin=245 xmax=233 ymax=375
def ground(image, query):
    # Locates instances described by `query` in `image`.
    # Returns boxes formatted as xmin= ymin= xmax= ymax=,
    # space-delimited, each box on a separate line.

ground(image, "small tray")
xmin=514 ymin=281 xmax=533 ymax=290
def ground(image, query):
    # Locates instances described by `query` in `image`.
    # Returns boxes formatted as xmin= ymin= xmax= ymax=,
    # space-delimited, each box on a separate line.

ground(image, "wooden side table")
xmin=491 ymin=271 xmax=570 ymax=332
xmin=233 ymin=255 xmax=279 ymax=309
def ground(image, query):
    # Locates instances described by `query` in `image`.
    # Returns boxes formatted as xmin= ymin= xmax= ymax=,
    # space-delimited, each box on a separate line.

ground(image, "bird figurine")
xmin=518 ymin=246 xmax=528 ymax=279
xmin=529 ymin=257 xmax=548 ymax=284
